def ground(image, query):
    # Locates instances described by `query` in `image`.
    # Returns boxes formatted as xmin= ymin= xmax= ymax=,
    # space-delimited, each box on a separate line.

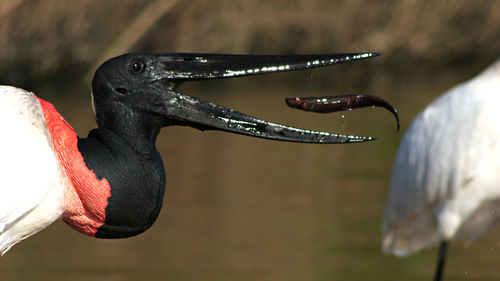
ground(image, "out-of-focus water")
xmin=1 ymin=86 xmax=500 ymax=281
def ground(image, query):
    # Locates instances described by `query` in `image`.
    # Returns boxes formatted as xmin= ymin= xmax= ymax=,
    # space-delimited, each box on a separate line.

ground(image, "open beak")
xmin=140 ymin=52 xmax=390 ymax=143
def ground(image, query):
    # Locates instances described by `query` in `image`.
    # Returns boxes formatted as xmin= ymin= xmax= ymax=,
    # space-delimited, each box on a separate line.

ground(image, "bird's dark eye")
xmin=114 ymin=88 xmax=127 ymax=95
xmin=129 ymin=59 xmax=145 ymax=73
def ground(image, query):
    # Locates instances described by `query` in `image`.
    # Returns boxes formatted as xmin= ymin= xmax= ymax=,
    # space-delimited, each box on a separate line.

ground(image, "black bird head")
xmin=91 ymin=52 xmax=380 ymax=144
xmin=83 ymin=52 xmax=390 ymax=239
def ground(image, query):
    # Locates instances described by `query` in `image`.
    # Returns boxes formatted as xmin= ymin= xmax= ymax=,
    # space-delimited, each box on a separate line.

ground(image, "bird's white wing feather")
xmin=0 ymin=86 xmax=66 ymax=254
xmin=382 ymin=60 xmax=500 ymax=256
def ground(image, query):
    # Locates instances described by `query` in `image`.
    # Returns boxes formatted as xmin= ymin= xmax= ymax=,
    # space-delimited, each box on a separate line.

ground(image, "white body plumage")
xmin=382 ymin=59 xmax=500 ymax=256
xmin=0 ymin=86 xmax=67 ymax=255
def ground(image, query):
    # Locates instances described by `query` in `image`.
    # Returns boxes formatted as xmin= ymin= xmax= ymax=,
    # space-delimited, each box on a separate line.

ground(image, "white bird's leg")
xmin=433 ymin=241 xmax=449 ymax=281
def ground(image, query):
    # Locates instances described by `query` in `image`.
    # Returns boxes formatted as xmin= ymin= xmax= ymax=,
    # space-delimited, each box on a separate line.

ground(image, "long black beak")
xmin=142 ymin=52 xmax=383 ymax=143
xmin=106 ymin=52 xmax=388 ymax=143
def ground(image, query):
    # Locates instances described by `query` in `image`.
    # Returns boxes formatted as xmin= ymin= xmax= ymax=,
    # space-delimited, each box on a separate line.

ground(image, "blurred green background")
xmin=0 ymin=1 xmax=499 ymax=280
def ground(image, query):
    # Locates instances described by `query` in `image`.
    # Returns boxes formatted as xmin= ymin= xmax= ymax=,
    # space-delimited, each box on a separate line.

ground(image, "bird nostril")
xmin=114 ymin=88 xmax=127 ymax=95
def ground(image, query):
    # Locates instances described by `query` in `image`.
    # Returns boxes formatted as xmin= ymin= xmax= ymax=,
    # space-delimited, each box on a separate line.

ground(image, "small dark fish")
xmin=285 ymin=94 xmax=400 ymax=131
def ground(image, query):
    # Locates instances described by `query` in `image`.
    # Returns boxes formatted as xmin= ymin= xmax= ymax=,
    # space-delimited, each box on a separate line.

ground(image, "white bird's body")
xmin=382 ymin=58 xmax=500 ymax=279
xmin=0 ymin=86 xmax=67 ymax=255
xmin=383 ymin=59 xmax=500 ymax=254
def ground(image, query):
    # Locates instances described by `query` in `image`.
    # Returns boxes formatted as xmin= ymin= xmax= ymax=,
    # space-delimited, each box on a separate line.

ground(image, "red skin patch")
xmin=37 ymin=98 xmax=111 ymax=237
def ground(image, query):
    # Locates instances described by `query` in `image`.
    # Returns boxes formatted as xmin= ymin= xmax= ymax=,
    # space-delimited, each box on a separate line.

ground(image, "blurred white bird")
xmin=382 ymin=58 xmax=500 ymax=281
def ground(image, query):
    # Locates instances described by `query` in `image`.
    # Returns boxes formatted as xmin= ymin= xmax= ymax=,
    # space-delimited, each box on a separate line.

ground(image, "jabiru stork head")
xmin=0 ymin=51 xmax=398 ymax=255
xmin=90 ymin=52 xmax=389 ymax=147
xmin=80 ymin=52 xmax=397 ymax=239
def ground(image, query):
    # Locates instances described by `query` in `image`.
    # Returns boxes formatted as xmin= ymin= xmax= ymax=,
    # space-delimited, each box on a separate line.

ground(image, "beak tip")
xmin=362 ymin=136 xmax=377 ymax=142
xmin=338 ymin=135 xmax=376 ymax=143
xmin=364 ymin=52 xmax=380 ymax=58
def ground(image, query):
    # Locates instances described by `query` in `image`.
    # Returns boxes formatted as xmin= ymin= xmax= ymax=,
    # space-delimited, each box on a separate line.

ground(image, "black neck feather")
xmin=77 ymin=127 xmax=166 ymax=238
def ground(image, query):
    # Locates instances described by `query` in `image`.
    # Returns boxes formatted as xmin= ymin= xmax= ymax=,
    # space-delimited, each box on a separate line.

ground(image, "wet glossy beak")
xmin=142 ymin=52 xmax=388 ymax=143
